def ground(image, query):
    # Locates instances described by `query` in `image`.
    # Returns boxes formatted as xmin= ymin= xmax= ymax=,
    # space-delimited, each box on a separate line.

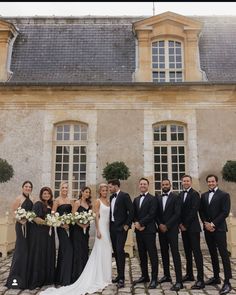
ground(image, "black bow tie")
xmin=112 ymin=193 xmax=117 ymax=198
xmin=209 ymin=189 xmax=215 ymax=193
xmin=162 ymin=193 xmax=168 ymax=197
xmin=183 ymin=190 xmax=188 ymax=193
xmin=140 ymin=193 xmax=146 ymax=197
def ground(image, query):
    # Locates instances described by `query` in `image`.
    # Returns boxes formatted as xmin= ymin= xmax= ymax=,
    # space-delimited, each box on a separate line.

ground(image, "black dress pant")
xmin=159 ymin=231 xmax=182 ymax=283
xmin=182 ymin=231 xmax=204 ymax=281
xmin=136 ymin=232 xmax=158 ymax=280
xmin=110 ymin=223 xmax=128 ymax=280
xmin=204 ymin=231 xmax=232 ymax=281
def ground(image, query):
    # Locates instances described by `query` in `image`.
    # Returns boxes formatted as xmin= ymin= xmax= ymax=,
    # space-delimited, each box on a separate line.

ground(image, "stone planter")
xmin=227 ymin=213 xmax=236 ymax=258
xmin=0 ymin=212 xmax=16 ymax=257
xmin=125 ymin=227 xmax=134 ymax=258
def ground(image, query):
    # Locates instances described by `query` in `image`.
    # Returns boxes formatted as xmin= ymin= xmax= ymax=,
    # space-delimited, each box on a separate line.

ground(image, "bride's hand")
xmin=97 ymin=231 xmax=102 ymax=239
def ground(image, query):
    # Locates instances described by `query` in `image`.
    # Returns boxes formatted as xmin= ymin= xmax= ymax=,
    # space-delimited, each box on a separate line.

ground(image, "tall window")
xmin=153 ymin=123 xmax=186 ymax=194
xmin=152 ymin=40 xmax=183 ymax=82
xmin=54 ymin=122 xmax=88 ymax=198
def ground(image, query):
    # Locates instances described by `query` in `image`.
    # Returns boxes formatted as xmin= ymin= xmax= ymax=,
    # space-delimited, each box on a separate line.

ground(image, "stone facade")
xmin=0 ymin=12 xmax=236 ymax=219
xmin=0 ymin=83 xmax=236 ymax=216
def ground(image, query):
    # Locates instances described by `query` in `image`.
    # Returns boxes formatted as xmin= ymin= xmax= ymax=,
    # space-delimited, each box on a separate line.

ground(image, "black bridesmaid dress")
xmin=55 ymin=204 xmax=73 ymax=286
xmin=6 ymin=195 xmax=33 ymax=289
xmin=71 ymin=206 xmax=90 ymax=283
xmin=27 ymin=201 xmax=56 ymax=289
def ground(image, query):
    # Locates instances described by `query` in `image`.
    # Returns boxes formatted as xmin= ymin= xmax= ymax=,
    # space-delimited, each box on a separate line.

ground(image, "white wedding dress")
xmin=40 ymin=200 xmax=112 ymax=295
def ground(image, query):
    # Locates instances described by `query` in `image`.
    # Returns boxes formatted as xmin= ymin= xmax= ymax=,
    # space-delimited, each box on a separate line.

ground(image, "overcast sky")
xmin=0 ymin=2 xmax=235 ymax=17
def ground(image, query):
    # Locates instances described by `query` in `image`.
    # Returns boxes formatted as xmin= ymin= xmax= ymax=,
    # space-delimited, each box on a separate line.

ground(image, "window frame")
xmin=151 ymin=39 xmax=184 ymax=83
xmin=153 ymin=122 xmax=187 ymax=194
xmin=53 ymin=121 xmax=88 ymax=198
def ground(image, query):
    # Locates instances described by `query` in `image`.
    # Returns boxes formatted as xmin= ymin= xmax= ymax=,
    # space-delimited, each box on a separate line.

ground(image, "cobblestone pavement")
xmin=0 ymin=248 xmax=236 ymax=295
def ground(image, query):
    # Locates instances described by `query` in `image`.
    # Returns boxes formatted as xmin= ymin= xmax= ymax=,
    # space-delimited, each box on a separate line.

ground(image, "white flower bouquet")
xmin=45 ymin=212 xmax=62 ymax=227
xmin=74 ymin=210 xmax=96 ymax=234
xmin=15 ymin=207 xmax=36 ymax=222
xmin=14 ymin=207 xmax=36 ymax=237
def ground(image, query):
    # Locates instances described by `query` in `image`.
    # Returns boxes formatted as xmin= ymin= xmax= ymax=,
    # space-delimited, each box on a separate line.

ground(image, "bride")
xmin=40 ymin=183 xmax=112 ymax=295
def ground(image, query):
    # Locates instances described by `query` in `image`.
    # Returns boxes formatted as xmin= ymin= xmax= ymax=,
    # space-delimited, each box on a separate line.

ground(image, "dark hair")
xmin=78 ymin=186 xmax=92 ymax=209
xmin=139 ymin=177 xmax=149 ymax=185
xmin=108 ymin=179 xmax=120 ymax=187
xmin=206 ymin=174 xmax=218 ymax=182
xmin=22 ymin=180 xmax=33 ymax=189
xmin=181 ymin=175 xmax=192 ymax=181
xmin=161 ymin=178 xmax=171 ymax=184
xmin=39 ymin=186 xmax=54 ymax=209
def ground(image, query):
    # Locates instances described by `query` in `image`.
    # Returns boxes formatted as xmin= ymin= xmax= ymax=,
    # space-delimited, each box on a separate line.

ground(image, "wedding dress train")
xmin=40 ymin=200 xmax=112 ymax=295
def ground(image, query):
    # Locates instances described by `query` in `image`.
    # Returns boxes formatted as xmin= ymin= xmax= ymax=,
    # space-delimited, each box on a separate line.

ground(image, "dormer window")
xmin=152 ymin=40 xmax=183 ymax=82
xmin=133 ymin=12 xmax=204 ymax=82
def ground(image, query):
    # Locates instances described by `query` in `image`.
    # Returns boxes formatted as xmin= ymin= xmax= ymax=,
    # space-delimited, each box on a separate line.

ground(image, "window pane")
xmin=57 ymin=133 xmax=62 ymax=140
xmin=63 ymin=146 xmax=70 ymax=154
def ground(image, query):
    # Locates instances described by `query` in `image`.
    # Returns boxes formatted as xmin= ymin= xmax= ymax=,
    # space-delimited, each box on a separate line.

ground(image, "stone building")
xmin=0 ymin=12 xmax=236 ymax=216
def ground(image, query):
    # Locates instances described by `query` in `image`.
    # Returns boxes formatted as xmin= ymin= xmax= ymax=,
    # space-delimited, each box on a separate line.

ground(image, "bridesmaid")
xmin=28 ymin=187 xmax=56 ymax=289
xmin=6 ymin=180 xmax=34 ymax=289
xmin=71 ymin=186 xmax=92 ymax=283
xmin=53 ymin=181 xmax=73 ymax=286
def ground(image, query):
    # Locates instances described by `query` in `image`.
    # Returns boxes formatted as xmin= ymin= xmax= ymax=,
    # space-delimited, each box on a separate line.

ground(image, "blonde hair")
xmin=98 ymin=183 xmax=108 ymax=197
xmin=59 ymin=181 xmax=69 ymax=194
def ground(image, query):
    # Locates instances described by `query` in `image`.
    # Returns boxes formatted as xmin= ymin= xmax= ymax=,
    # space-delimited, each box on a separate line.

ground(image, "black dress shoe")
xmin=133 ymin=276 xmax=150 ymax=285
xmin=148 ymin=279 xmax=158 ymax=289
xmin=191 ymin=281 xmax=205 ymax=289
xmin=112 ymin=276 xmax=119 ymax=283
xmin=117 ymin=279 xmax=125 ymax=289
xmin=205 ymin=277 xmax=221 ymax=285
xmin=182 ymin=274 xmax=195 ymax=282
xmin=219 ymin=283 xmax=232 ymax=295
xmin=158 ymin=275 xmax=172 ymax=283
xmin=170 ymin=282 xmax=184 ymax=291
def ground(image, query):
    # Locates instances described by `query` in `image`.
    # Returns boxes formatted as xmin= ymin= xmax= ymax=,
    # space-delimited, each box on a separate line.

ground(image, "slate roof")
xmin=2 ymin=15 xmax=236 ymax=83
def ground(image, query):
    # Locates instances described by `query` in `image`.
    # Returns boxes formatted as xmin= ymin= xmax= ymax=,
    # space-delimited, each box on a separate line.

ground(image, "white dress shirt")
xmin=139 ymin=192 xmax=148 ymax=208
xmin=183 ymin=187 xmax=191 ymax=202
xmin=162 ymin=192 xmax=170 ymax=211
xmin=208 ymin=187 xmax=218 ymax=204
xmin=111 ymin=190 xmax=120 ymax=221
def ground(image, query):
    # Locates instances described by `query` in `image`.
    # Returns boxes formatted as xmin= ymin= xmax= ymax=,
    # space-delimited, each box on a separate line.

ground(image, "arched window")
xmin=152 ymin=40 xmax=183 ymax=82
xmin=53 ymin=122 xmax=88 ymax=198
xmin=153 ymin=122 xmax=186 ymax=194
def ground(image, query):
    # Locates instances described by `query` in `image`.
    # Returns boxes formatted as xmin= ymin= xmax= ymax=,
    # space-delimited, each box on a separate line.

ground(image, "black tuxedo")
xmin=199 ymin=188 xmax=232 ymax=281
xmin=109 ymin=190 xmax=134 ymax=280
xmin=156 ymin=192 xmax=182 ymax=283
xmin=133 ymin=193 xmax=158 ymax=280
xmin=179 ymin=188 xmax=204 ymax=281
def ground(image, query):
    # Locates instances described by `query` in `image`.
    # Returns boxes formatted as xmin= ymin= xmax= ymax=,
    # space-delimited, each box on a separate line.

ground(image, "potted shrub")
xmin=0 ymin=158 xmax=15 ymax=257
xmin=102 ymin=161 xmax=131 ymax=181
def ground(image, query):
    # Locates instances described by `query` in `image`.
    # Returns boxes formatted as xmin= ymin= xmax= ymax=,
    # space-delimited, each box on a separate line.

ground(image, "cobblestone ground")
xmin=0 ymin=248 xmax=236 ymax=295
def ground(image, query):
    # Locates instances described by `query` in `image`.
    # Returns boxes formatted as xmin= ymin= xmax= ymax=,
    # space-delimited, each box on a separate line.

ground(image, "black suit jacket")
xmin=133 ymin=193 xmax=157 ymax=234
xmin=199 ymin=188 xmax=231 ymax=232
xmin=156 ymin=192 xmax=181 ymax=233
xmin=109 ymin=190 xmax=134 ymax=232
xmin=179 ymin=188 xmax=201 ymax=232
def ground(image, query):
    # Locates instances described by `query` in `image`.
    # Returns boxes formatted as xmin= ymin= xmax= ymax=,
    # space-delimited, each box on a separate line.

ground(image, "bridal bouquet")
xmin=15 ymin=207 xmax=36 ymax=222
xmin=45 ymin=212 xmax=62 ymax=227
xmin=45 ymin=211 xmax=62 ymax=236
xmin=74 ymin=210 xmax=96 ymax=234
xmin=15 ymin=207 xmax=36 ymax=237
xmin=60 ymin=213 xmax=73 ymax=236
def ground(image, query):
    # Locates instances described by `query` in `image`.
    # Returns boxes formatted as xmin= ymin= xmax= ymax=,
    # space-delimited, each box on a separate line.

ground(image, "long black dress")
xmin=71 ymin=206 xmax=90 ymax=283
xmin=27 ymin=201 xmax=56 ymax=290
xmin=6 ymin=196 xmax=33 ymax=289
xmin=55 ymin=204 xmax=73 ymax=286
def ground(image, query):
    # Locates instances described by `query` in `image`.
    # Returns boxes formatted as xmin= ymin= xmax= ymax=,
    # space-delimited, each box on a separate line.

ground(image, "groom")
xmin=108 ymin=179 xmax=134 ymax=289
